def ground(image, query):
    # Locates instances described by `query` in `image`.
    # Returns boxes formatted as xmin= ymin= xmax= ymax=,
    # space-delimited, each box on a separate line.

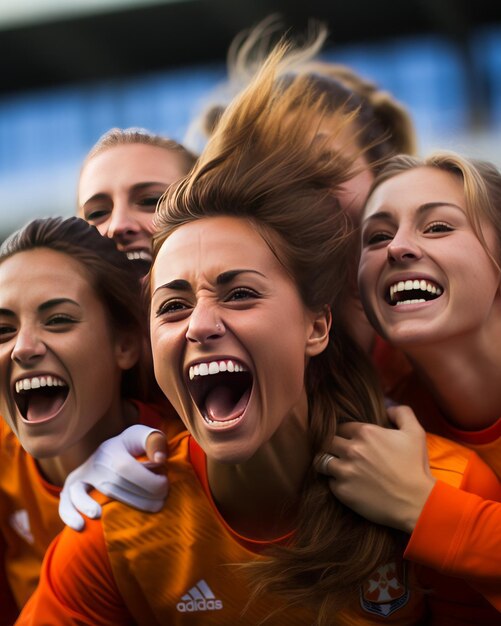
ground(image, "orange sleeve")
xmin=16 ymin=518 xmax=133 ymax=626
xmin=404 ymin=455 xmax=501 ymax=611
xmin=0 ymin=532 xmax=19 ymax=625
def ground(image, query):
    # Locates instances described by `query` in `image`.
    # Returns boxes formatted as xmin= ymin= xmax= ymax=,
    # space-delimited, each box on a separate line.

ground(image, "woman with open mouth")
xmin=78 ymin=127 xmax=197 ymax=277
xmin=0 ymin=216 xmax=174 ymax=621
xmin=18 ymin=43 xmax=501 ymax=626
xmin=322 ymin=152 xmax=501 ymax=616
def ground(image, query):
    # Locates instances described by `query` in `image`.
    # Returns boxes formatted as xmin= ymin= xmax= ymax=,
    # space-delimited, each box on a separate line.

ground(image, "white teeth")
xmin=15 ymin=375 xmax=67 ymax=393
xmin=199 ymin=363 xmax=209 ymax=376
xmin=126 ymin=250 xmax=152 ymax=261
xmin=389 ymin=279 xmax=443 ymax=303
xmin=203 ymin=414 xmax=241 ymax=427
xmin=396 ymin=299 xmax=426 ymax=306
xmin=188 ymin=359 xmax=247 ymax=381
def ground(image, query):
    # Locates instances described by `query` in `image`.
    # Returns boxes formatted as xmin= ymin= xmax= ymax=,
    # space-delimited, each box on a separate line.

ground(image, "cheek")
xmin=138 ymin=213 xmax=156 ymax=236
xmin=151 ymin=329 xmax=182 ymax=397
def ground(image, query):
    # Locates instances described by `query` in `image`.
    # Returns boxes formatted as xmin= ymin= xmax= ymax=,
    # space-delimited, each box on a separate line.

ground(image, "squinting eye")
xmin=156 ymin=300 xmax=188 ymax=317
xmin=425 ymin=222 xmax=453 ymax=233
xmin=46 ymin=315 xmax=77 ymax=327
xmin=138 ymin=196 xmax=162 ymax=208
xmin=0 ymin=325 xmax=15 ymax=339
xmin=226 ymin=288 xmax=259 ymax=302
xmin=365 ymin=232 xmax=392 ymax=245
xmin=85 ymin=209 xmax=109 ymax=223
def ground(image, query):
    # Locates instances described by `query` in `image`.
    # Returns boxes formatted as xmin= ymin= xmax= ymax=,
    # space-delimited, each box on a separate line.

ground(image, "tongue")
xmin=205 ymin=386 xmax=250 ymax=422
xmin=26 ymin=392 xmax=66 ymax=422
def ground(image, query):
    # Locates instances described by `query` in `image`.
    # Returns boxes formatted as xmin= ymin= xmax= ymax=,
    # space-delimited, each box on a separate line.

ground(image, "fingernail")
xmin=153 ymin=451 xmax=166 ymax=463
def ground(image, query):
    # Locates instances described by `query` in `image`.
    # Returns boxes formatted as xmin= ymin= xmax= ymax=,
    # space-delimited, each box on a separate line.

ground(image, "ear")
xmin=305 ymin=305 xmax=331 ymax=357
xmin=114 ymin=330 xmax=141 ymax=371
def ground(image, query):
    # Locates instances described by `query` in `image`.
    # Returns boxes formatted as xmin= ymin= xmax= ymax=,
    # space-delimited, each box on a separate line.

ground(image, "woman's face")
xmin=358 ymin=166 xmax=501 ymax=348
xmin=0 ymin=248 xmax=136 ymax=458
xmin=78 ymin=143 xmax=187 ymax=273
xmin=150 ymin=216 xmax=329 ymax=463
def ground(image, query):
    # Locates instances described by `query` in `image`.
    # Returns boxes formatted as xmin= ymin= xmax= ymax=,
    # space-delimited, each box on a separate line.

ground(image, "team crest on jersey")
xmin=360 ymin=561 xmax=409 ymax=617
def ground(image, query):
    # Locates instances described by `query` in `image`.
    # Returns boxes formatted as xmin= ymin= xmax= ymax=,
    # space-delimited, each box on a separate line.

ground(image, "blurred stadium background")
xmin=0 ymin=0 xmax=500 ymax=240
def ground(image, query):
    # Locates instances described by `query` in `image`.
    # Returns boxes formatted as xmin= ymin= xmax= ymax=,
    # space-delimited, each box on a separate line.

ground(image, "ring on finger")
xmin=316 ymin=452 xmax=336 ymax=475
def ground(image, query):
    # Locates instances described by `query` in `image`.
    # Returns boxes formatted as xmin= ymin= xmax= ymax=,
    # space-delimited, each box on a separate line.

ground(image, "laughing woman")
xmin=0 ymin=217 xmax=170 ymax=621
xmin=18 ymin=48 xmax=501 ymax=626
xmin=323 ymin=153 xmax=501 ymax=615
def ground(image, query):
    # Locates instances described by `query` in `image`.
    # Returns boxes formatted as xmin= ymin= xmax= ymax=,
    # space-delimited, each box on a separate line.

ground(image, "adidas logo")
xmin=176 ymin=579 xmax=223 ymax=613
xmin=9 ymin=509 xmax=34 ymax=544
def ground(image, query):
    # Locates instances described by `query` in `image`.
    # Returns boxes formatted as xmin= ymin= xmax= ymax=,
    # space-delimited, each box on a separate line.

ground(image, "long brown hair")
xmin=188 ymin=18 xmax=416 ymax=171
xmin=152 ymin=40 xmax=397 ymax=621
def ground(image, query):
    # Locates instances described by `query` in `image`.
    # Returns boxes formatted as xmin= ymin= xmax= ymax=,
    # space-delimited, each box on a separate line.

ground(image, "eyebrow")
xmin=82 ymin=182 xmax=167 ymax=207
xmin=152 ymin=269 xmax=266 ymax=295
xmin=364 ymin=201 xmax=464 ymax=223
xmin=0 ymin=298 xmax=80 ymax=317
xmin=39 ymin=298 xmax=80 ymax=312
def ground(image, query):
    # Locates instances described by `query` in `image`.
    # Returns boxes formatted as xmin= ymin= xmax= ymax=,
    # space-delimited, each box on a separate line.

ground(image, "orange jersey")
xmin=18 ymin=432 xmax=500 ymax=625
xmin=373 ymin=340 xmax=501 ymax=612
xmin=0 ymin=401 xmax=172 ymax=619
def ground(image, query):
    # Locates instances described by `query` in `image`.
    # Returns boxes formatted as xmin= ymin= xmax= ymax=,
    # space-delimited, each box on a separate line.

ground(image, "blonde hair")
xmin=153 ymin=40 xmax=396 ymax=622
xmin=83 ymin=127 xmax=197 ymax=171
xmin=369 ymin=151 xmax=501 ymax=269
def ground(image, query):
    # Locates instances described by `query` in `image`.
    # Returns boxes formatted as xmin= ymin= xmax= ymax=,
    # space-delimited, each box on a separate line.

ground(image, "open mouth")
xmin=14 ymin=375 xmax=69 ymax=423
xmin=125 ymin=250 xmax=152 ymax=277
xmin=386 ymin=279 xmax=443 ymax=307
xmin=187 ymin=359 xmax=253 ymax=428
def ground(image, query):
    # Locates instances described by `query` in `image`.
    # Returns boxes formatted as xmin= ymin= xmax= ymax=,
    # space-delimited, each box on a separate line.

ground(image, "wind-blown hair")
xmin=153 ymin=41 xmax=396 ymax=621
xmin=187 ymin=17 xmax=417 ymax=170
xmin=0 ymin=216 xmax=151 ymax=401
xmin=368 ymin=152 xmax=501 ymax=268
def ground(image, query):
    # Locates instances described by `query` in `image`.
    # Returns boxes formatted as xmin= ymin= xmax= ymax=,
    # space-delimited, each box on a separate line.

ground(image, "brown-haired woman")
xmin=18 ymin=42 xmax=500 ymax=626
xmin=0 ymin=217 xmax=175 ymax=621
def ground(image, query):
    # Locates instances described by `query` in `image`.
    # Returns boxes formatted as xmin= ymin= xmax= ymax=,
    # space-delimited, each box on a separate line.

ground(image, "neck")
xmin=206 ymin=403 xmax=311 ymax=540
xmin=37 ymin=398 xmax=136 ymax=487
xmin=403 ymin=325 xmax=501 ymax=431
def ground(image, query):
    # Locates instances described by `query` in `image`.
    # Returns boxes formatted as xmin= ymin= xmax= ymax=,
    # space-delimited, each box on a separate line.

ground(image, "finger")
xmin=387 ymin=405 xmax=423 ymax=433
xmin=314 ymin=452 xmax=339 ymax=476
xmin=58 ymin=492 xmax=86 ymax=531
xmin=145 ymin=431 xmax=168 ymax=464
xmin=120 ymin=424 xmax=163 ymax=456
xmin=99 ymin=484 xmax=167 ymax=513
xmin=335 ymin=421 xmax=366 ymax=439
xmin=67 ymin=483 xmax=102 ymax=519
xmin=97 ymin=465 xmax=169 ymax=499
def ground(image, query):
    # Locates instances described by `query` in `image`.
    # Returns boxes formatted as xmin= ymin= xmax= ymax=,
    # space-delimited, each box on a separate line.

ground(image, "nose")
xmin=106 ymin=204 xmax=140 ymax=242
xmin=186 ymin=301 xmax=225 ymax=345
xmin=387 ymin=230 xmax=422 ymax=264
xmin=11 ymin=327 xmax=47 ymax=365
